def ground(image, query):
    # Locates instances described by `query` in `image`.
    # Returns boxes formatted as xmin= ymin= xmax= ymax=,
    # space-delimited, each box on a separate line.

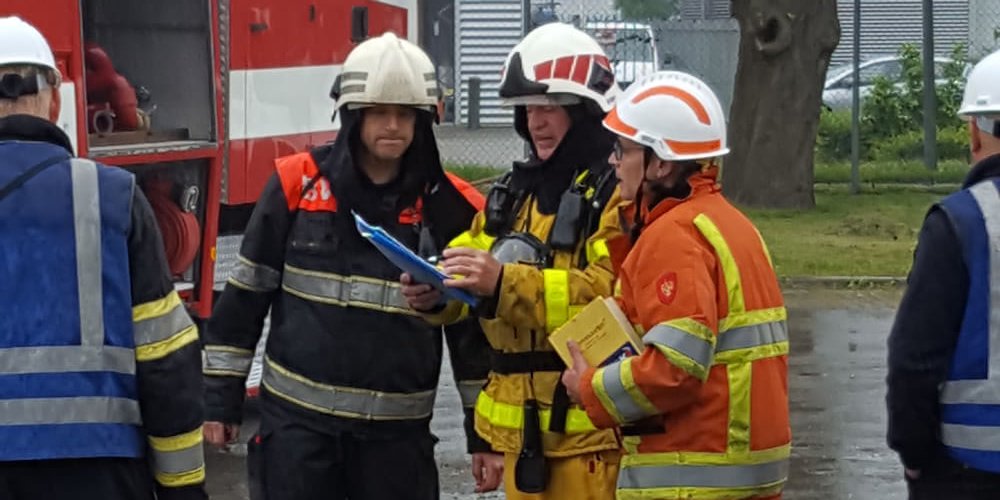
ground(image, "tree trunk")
xmin=724 ymin=0 xmax=840 ymax=209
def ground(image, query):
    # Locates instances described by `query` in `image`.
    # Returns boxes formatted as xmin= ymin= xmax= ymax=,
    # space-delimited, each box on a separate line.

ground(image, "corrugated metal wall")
xmin=456 ymin=0 xmax=525 ymax=125
xmin=832 ymin=0 xmax=969 ymax=64
xmin=680 ymin=0 xmax=729 ymax=20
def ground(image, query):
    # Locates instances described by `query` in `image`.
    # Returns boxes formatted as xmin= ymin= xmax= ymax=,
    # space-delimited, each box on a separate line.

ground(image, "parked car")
xmin=585 ymin=21 xmax=659 ymax=89
xmin=822 ymin=55 xmax=968 ymax=111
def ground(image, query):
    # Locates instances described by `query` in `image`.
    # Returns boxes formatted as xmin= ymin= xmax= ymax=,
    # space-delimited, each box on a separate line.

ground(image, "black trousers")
xmin=907 ymin=457 xmax=1000 ymax=500
xmin=253 ymin=400 xmax=440 ymax=500
xmin=0 ymin=457 xmax=154 ymax=500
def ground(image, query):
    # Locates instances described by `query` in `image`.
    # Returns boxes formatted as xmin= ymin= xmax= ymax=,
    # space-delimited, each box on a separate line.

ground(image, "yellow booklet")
xmin=549 ymin=297 xmax=645 ymax=367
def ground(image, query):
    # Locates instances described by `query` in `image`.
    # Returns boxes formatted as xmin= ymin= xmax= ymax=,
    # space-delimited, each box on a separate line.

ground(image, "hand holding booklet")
xmin=353 ymin=211 xmax=479 ymax=307
xmin=549 ymin=297 xmax=645 ymax=367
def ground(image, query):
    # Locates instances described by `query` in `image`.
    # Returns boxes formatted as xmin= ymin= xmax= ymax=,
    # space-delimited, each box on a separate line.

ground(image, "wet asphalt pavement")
xmin=205 ymin=287 xmax=908 ymax=499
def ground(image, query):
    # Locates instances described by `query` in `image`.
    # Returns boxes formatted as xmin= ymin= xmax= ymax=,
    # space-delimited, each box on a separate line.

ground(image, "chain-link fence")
xmin=823 ymin=0 xmax=1000 ymax=189
xmin=426 ymin=0 xmax=1000 ymax=182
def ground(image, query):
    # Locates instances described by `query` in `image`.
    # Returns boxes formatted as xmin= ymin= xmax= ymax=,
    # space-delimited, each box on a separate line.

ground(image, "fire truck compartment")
xmin=82 ymin=0 xmax=216 ymax=155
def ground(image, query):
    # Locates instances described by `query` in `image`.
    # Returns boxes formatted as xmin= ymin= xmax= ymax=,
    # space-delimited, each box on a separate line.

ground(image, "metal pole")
xmin=850 ymin=0 xmax=861 ymax=195
xmin=522 ymin=0 xmax=532 ymax=158
xmin=523 ymin=0 xmax=532 ymax=35
xmin=468 ymin=77 xmax=481 ymax=130
xmin=922 ymin=0 xmax=938 ymax=170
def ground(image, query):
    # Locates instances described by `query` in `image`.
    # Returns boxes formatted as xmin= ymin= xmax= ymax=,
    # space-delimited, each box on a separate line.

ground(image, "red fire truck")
xmin=8 ymin=0 xmax=418 ymax=320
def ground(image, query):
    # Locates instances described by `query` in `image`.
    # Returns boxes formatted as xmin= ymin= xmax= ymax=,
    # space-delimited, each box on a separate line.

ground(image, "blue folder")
xmin=353 ymin=212 xmax=480 ymax=307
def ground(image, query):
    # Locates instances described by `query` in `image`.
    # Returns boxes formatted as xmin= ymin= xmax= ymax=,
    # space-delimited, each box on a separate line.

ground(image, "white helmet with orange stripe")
xmin=499 ymin=22 xmax=618 ymax=112
xmin=604 ymin=71 xmax=729 ymax=161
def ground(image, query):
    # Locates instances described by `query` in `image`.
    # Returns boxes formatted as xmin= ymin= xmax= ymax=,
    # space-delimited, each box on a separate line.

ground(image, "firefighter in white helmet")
xmin=203 ymin=31 xmax=491 ymax=500
xmin=402 ymin=22 xmax=625 ymax=498
xmin=561 ymin=71 xmax=791 ymax=500
xmin=888 ymin=48 xmax=1000 ymax=496
xmin=0 ymin=16 xmax=207 ymax=500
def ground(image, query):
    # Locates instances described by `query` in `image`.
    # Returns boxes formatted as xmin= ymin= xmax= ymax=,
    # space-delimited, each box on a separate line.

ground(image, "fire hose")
xmin=145 ymin=180 xmax=201 ymax=277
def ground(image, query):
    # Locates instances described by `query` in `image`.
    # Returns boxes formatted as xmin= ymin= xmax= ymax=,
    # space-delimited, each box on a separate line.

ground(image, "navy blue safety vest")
xmin=0 ymin=140 xmax=143 ymax=461
xmin=939 ymin=178 xmax=1000 ymax=473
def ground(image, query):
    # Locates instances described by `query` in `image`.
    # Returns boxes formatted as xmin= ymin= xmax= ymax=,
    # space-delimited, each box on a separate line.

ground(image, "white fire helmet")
xmin=0 ymin=16 xmax=57 ymax=72
xmin=335 ymin=32 xmax=439 ymax=113
xmin=499 ymin=22 xmax=618 ymax=112
xmin=604 ymin=71 xmax=729 ymax=162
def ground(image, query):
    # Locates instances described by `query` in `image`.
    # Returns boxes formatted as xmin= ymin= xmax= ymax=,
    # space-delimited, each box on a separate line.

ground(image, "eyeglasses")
xmin=612 ymin=141 xmax=645 ymax=161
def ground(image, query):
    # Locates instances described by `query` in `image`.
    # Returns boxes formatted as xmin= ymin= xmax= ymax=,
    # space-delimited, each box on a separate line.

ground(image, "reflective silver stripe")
xmin=457 ymin=380 xmax=485 ymax=408
xmin=942 ymin=423 xmax=1000 ymax=451
xmin=203 ymin=347 xmax=254 ymax=375
xmin=642 ymin=324 xmax=713 ymax=369
xmin=941 ymin=182 xmax=1000 ymax=404
xmin=262 ymin=356 xmax=436 ymax=420
xmin=152 ymin=444 xmax=205 ymax=475
xmin=601 ymin=362 xmax=655 ymax=423
xmin=618 ymin=459 xmax=789 ymax=489
xmin=0 ymin=346 xmax=135 ymax=375
xmin=942 ymin=379 xmax=1000 ymax=404
xmin=716 ymin=321 xmax=788 ymax=352
xmin=71 ymin=159 xmax=104 ymax=346
xmin=282 ymin=265 xmax=411 ymax=312
xmin=134 ymin=302 xmax=192 ymax=347
xmin=974 ymin=180 xmax=1000 ymax=382
xmin=229 ymin=256 xmax=281 ymax=292
xmin=0 ymin=397 xmax=142 ymax=425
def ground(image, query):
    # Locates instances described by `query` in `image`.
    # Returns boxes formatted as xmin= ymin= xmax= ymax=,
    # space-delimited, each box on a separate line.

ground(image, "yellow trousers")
xmin=502 ymin=450 xmax=620 ymax=500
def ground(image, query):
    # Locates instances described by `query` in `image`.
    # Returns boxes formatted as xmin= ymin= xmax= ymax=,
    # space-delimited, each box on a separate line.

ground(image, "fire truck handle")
xmin=250 ymin=22 xmax=268 ymax=33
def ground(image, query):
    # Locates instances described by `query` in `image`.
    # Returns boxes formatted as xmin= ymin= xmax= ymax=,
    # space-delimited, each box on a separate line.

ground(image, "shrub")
xmin=869 ymin=127 xmax=969 ymax=162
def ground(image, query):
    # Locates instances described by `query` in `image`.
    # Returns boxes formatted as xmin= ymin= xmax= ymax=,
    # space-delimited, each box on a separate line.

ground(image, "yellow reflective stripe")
xmin=720 ymin=307 xmax=786 ymax=333
xmin=727 ymin=362 xmax=752 ymax=453
xmin=133 ymin=291 xmax=182 ymax=323
xmin=155 ymin=466 xmax=206 ymax=488
xmin=149 ymin=427 xmax=205 ymax=487
xmin=590 ymin=365 xmax=627 ymax=425
xmin=542 ymin=269 xmax=570 ymax=332
xmin=752 ymin=226 xmax=775 ymax=270
xmin=616 ymin=483 xmax=783 ymax=500
xmin=586 ymin=238 xmax=610 ymax=264
xmin=449 ymin=230 xmax=496 ymax=251
xmin=652 ymin=344 xmax=709 ymax=381
xmin=148 ymin=426 xmax=202 ymax=451
xmin=715 ymin=342 xmax=789 ymax=365
xmin=693 ymin=213 xmax=745 ymax=314
xmin=136 ymin=325 xmax=198 ymax=362
xmin=620 ymin=357 xmax=659 ymax=417
xmin=663 ymin=317 xmax=715 ymax=343
xmin=133 ymin=292 xmax=199 ymax=362
xmin=621 ymin=444 xmax=791 ymax=467
xmin=475 ymin=391 xmax=598 ymax=433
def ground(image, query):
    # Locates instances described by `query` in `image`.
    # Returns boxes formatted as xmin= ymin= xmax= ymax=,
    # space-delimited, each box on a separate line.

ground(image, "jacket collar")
xmin=643 ymin=166 xmax=721 ymax=226
xmin=0 ymin=114 xmax=74 ymax=154
xmin=963 ymin=153 xmax=1000 ymax=188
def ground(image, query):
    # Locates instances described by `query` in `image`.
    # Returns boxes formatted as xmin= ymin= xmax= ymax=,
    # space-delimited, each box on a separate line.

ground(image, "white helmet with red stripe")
xmin=604 ymin=71 xmax=729 ymax=161
xmin=499 ymin=22 xmax=618 ymax=112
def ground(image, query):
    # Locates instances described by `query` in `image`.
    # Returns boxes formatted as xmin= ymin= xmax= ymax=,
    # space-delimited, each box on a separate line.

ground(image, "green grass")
xmin=745 ymin=188 xmax=949 ymax=277
xmin=444 ymin=164 xmax=505 ymax=183
xmin=814 ymin=159 xmax=968 ymax=184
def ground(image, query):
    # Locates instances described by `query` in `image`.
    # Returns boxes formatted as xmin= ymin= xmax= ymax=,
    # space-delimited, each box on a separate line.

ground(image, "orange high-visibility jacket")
xmin=580 ymin=169 xmax=791 ymax=500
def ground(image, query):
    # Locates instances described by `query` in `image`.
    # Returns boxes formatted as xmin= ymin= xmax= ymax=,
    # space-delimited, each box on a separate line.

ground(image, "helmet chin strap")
xmin=629 ymin=149 xmax=659 ymax=243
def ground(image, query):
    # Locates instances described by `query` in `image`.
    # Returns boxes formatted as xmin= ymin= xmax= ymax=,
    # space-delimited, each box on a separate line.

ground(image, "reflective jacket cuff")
xmin=579 ymin=367 xmax=618 ymax=429
xmin=420 ymin=299 xmax=466 ymax=326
